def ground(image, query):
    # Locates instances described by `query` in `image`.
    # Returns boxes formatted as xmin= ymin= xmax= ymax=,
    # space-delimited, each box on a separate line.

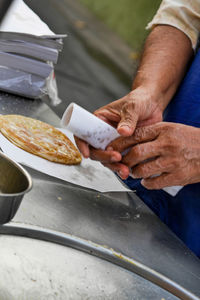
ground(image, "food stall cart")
xmin=0 ymin=0 xmax=199 ymax=298
xmin=0 ymin=92 xmax=199 ymax=299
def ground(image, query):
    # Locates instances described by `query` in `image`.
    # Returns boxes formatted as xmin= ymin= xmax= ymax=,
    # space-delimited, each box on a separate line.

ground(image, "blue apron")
xmin=123 ymin=50 xmax=200 ymax=257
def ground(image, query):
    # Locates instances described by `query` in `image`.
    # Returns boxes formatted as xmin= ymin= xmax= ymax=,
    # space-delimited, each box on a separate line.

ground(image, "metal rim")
xmin=0 ymin=151 xmax=32 ymax=196
xmin=0 ymin=222 xmax=198 ymax=300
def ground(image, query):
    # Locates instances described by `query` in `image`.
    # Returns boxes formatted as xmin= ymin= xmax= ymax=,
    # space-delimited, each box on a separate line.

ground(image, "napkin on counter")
xmin=0 ymin=129 xmax=129 ymax=193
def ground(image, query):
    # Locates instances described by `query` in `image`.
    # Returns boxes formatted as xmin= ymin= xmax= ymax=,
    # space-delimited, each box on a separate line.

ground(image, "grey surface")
xmin=0 ymin=235 xmax=178 ymax=300
xmin=0 ymin=92 xmax=60 ymax=126
xmin=12 ymin=166 xmax=200 ymax=299
xmin=0 ymin=93 xmax=199 ymax=299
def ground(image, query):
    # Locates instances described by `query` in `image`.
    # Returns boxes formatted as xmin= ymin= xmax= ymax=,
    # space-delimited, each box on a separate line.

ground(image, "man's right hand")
xmin=75 ymin=25 xmax=193 ymax=179
xmin=75 ymin=86 xmax=163 ymax=179
xmin=95 ymin=86 xmax=163 ymax=135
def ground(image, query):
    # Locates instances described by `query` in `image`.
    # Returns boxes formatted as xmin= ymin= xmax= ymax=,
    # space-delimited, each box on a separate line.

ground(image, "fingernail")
xmin=119 ymin=125 xmax=130 ymax=130
xmin=141 ymin=179 xmax=149 ymax=188
xmin=131 ymin=173 xmax=138 ymax=179
xmin=107 ymin=147 xmax=113 ymax=151
xmin=131 ymin=174 xmax=136 ymax=179
xmin=118 ymin=125 xmax=132 ymax=136
xmin=119 ymin=170 xmax=124 ymax=177
xmin=111 ymin=156 xmax=119 ymax=162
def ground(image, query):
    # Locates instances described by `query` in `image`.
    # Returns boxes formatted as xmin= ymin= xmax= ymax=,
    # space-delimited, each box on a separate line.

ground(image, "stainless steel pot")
xmin=0 ymin=151 xmax=32 ymax=224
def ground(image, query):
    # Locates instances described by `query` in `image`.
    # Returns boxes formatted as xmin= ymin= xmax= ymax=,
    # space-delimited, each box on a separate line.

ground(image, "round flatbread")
xmin=0 ymin=114 xmax=82 ymax=165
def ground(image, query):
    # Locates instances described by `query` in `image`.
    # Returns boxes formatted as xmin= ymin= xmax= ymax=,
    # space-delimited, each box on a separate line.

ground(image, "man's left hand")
xmin=108 ymin=122 xmax=200 ymax=189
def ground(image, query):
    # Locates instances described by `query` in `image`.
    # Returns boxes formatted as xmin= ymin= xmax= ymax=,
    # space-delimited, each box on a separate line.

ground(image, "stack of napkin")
xmin=0 ymin=0 xmax=66 ymax=104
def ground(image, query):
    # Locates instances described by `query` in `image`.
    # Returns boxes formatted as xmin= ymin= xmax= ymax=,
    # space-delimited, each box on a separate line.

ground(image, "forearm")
xmin=132 ymin=25 xmax=193 ymax=111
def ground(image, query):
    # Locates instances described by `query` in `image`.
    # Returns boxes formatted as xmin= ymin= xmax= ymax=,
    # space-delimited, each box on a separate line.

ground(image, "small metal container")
xmin=0 ymin=151 xmax=32 ymax=224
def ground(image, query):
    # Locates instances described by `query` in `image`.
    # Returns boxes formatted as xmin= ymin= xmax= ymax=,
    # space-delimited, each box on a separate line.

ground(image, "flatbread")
xmin=0 ymin=114 xmax=82 ymax=164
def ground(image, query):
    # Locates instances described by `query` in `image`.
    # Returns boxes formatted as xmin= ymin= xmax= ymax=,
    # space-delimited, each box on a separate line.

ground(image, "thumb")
xmin=117 ymin=102 xmax=139 ymax=136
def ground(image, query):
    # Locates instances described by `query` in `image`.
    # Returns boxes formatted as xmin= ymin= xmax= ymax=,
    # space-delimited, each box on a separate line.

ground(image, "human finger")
xmin=74 ymin=136 xmax=90 ymax=158
xmin=108 ymin=125 xmax=160 ymax=153
xmin=90 ymin=148 xmax=122 ymax=163
xmin=107 ymin=136 xmax=138 ymax=153
xmin=93 ymin=98 xmax=125 ymax=127
xmin=117 ymin=101 xmax=139 ymax=136
xmin=94 ymin=108 xmax=120 ymax=124
xmin=102 ymin=162 xmax=130 ymax=180
xmin=131 ymin=157 xmax=173 ymax=179
xmin=141 ymin=173 xmax=183 ymax=190
xmin=122 ymin=141 xmax=161 ymax=168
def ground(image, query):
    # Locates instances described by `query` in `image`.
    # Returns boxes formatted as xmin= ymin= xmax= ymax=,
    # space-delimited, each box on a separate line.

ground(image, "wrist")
xmin=131 ymin=25 xmax=193 ymax=115
xmin=130 ymin=84 xmax=169 ymax=114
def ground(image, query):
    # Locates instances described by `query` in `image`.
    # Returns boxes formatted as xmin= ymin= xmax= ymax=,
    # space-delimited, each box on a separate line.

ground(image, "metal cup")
xmin=0 ymin=151 xmax=32 ymax=224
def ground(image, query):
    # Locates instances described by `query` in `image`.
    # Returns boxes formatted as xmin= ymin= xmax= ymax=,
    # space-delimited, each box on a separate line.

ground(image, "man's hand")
xmin=94 ymin=87 xmax=163 ymax=135
xmin=75 ymin=25 xmax=193 ymax=180
xmin=75 ymin=86 xmax=163 ymax=166
xmin=109 ymin=122 xmax=200 ymax=189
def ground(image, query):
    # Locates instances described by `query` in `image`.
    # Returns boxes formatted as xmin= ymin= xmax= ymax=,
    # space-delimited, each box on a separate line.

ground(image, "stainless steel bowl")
xmin=0 ymin=151 xmax=32 ymax=224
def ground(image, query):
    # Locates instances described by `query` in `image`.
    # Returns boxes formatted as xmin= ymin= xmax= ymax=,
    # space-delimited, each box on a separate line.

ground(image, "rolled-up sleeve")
xmin=146 ymin=0 xmax=200 ymax=49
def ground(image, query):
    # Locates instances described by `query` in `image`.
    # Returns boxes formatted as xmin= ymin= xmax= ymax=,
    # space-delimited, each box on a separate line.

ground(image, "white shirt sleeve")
xmin=146 ymin=0 xmax=200 ymax=49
